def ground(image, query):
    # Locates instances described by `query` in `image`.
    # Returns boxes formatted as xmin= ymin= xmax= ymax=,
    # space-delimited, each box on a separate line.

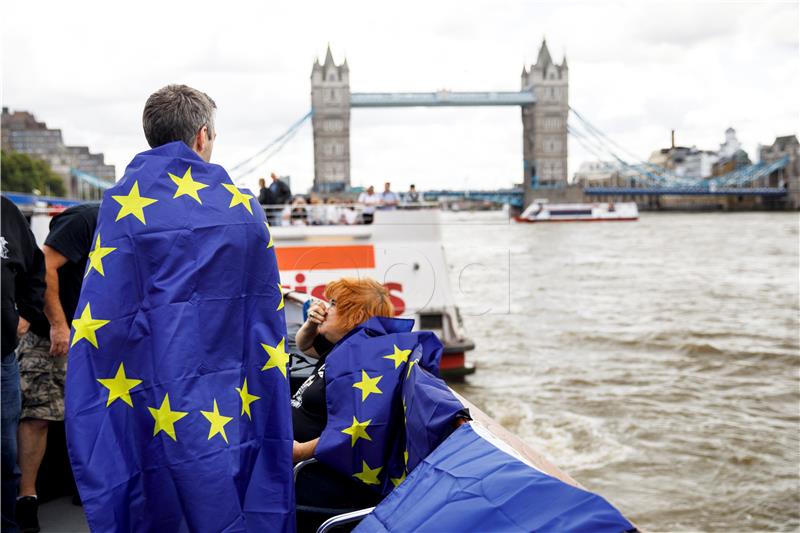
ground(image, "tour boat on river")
xmin=268 ymin=205 xmax=475 ymax=379
xmin=515 ymin=199 xmax=639 ymax=223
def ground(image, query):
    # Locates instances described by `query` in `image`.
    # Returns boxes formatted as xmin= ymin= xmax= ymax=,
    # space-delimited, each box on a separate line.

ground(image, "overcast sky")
xmin=3 ymin=0 xmax=798 ymax=194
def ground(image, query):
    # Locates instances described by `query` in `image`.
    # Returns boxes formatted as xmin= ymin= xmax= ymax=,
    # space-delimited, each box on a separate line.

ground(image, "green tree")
xmin=1 ymin=150 xmax=66 ymax=196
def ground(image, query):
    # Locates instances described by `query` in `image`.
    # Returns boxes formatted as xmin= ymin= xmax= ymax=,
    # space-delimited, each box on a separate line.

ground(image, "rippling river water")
xmin=442 ymin=211 xmax=799 ymax=532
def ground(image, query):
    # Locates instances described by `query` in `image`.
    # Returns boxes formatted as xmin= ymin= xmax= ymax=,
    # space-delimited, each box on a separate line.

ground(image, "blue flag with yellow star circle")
xmin=314 ymin=316 xmax=466 ymax=496
xmin=65 ymin=141 xmax=294 ymax=532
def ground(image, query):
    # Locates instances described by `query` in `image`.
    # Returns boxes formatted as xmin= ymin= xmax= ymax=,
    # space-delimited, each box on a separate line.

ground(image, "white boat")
xmin=270 ymin=205 xmax=475 ymax=378
xmin=515 ymin=199 xmax=639 ymax=223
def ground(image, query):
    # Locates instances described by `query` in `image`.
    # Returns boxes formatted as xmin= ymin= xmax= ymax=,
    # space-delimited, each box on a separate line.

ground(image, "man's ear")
xmin=192 ymin=126 xmax=207 ymax=155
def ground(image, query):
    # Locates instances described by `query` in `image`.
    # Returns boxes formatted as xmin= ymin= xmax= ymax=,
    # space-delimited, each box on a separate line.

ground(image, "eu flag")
xmin=314 ymin=317 xmax=465 ymax=495
xmin=65 ymin=142 xmax=295 ymax=532
xmin=355 ymin=423 xmax=636 ymax=533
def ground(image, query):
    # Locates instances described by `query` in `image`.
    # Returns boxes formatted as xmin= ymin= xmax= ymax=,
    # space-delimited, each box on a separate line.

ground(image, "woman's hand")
xmin=295 ymin=301 xmax=328 ymax=355
xmin=306 ymin=301 xmax=328 ymax=326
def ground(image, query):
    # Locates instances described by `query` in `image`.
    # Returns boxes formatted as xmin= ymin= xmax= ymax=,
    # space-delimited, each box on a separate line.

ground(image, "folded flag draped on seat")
xmin=65 ymin=141 xmax=295 ymax=533
xmin=355 ymin=423 xmax=637 ymax=533
xmin=314 ymin=316 xmax=466 ymax=495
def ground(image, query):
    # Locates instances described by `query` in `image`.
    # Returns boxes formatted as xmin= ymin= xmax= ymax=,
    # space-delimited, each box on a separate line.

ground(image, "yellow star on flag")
xmin=200 ymin=399 xmax=233 ymax=444
xmin=112 ymin=181 xmax=158 ymax=224
xmin=261 ymin=338 xmax=290 ymax=378
xmin=97 ymin=362 xmax=142 ymax=407
xmin=276 ymin=283 xmax=285 ymax=311
xmin=406 ymin=359 xmax=418 ymax=378
xmin=85 ymin=234 xmax=116 ymax=278
xmin=383 ymin=345 xmax=411 ymax=369
xmin=353 ymin=460 xmax=382 ymax=485
xmin=235 ymin=378 xmax=261 ymax=419
xmin=341 ymin=416 xmax=373 ymax=447
xmin=71 ymin=303 xmax=110 ymax=348
xmin=264 ymin=222 xmax=274 ymax=249
xmin=222 ymin=183 xmax=254 ymax=215
xmin=168 ymin=166 xmax=208 ymax=204
xmin=148 ymin=393 xmax=188 ymax=441
xmin=404 ymin=449 xmax=409 ymax=465
xmin=391 ymin=471 xmax=407 ymax=488
xmin=353 ymin=370 xmax=383 ymax=402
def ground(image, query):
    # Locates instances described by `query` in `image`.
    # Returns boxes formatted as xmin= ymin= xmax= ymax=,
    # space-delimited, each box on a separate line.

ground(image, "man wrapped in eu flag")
xmin=65 ymin=85 xmax=294 ymax=532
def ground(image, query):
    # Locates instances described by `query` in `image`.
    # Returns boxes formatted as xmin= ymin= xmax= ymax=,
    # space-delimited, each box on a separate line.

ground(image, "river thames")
xmin=444 ymin=211 xmax=799 ymax=532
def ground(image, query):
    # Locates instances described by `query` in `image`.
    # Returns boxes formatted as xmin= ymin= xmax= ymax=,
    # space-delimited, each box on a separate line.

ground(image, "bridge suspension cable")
xmin=567 ymin=108 xmax=788 ymax=190
xmin=568 ymin=108 xmax=691 ymax=186
xmin=229 ymin=110 xmax=312 ymax=183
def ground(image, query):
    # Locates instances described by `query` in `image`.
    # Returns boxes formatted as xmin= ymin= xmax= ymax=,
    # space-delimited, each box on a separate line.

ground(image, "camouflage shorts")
xmin=17 ymin=331 xmax=66 ymax=421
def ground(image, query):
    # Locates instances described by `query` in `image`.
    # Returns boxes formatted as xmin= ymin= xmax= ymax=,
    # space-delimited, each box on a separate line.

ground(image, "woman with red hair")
xmin=291 ymin=278 xmax=394 ymax=527
xmin=292 ymin=277 xmax=394 ymax=453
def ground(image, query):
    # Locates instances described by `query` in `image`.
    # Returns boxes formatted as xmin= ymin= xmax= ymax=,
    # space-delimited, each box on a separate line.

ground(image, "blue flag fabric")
xmin=64 ymin=142 xmax=294 ymax=532
xmin=401 ymin=360 xmax=466 ymax=473
xmin=355 ymin=423 xmax=636 ymax=533
xmin=314 ymin=317 xmax=464 ymax=495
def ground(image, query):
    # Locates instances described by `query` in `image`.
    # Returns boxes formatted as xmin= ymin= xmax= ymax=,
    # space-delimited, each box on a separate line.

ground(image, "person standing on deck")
xmin=267 ymin=172 xmax=291 ymax=226
xmin=1 ymin=196 xmax=46 ymax=533
xmin=65 ymin=85 xmax=294 ymax=532
xmin=15 ymin=203 xmax=98 ymax=533
xmin=405 ymin=184 xmax=420 ymax=204
xmin=258 ymin=177 xmax=278 ymax=226
xmin=357 ymin=185 xmax=380 ymax=224
xmin=379 ymin=182 xmax=399 ymax=210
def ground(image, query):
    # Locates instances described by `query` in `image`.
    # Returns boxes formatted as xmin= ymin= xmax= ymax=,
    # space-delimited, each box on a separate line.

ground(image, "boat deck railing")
xmin=261 ymin=202 xmax=439 ymax=226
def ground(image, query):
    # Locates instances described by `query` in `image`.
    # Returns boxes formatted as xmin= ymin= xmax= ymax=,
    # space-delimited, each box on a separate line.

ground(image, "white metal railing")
xmin=260 ymin=202 xmax=438 ymax=226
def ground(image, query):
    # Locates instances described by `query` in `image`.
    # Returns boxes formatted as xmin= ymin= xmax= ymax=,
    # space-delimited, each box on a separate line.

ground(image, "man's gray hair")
xmin=142 ymin=84 xmax=217 ymax=149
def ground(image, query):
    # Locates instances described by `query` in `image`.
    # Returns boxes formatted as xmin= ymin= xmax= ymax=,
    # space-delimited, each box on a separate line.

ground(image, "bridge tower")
xmin=311 ymin=46 xmax=351 ymax=192
xmin=521 ymin=39 xmax=569 ymax=205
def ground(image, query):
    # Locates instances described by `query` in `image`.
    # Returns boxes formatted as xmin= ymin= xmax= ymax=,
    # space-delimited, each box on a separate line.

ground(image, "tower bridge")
xmin=310 ymin=41 xmax=567 ymax=209
xmin=223 ymin=43 xmax=792 ymax=210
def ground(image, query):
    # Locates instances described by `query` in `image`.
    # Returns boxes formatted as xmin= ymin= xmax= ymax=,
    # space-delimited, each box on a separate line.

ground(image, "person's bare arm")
xmin=295 ymin=301 xmax=328 ymax=358
xmin=292 ymin=438 xmax=320 ymax=463
xmin=17 ymin=316 xmax=30 ymax=338
xmin=42 ymin=245 xmax=70 ymax=356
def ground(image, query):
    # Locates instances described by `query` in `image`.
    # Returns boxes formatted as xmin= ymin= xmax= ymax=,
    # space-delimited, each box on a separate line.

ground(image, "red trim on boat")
xmin=440 ymin=352 xmax=465 ymax=370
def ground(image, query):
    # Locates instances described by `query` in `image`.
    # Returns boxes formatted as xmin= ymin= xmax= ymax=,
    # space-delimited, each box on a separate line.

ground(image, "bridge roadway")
xmin=350 ymin=91 xmax=536 ymax=108
xmin=423 ymin=186 xmax=788 ymax=208
xmin=584 ymin=187 xmax=788 ymax=197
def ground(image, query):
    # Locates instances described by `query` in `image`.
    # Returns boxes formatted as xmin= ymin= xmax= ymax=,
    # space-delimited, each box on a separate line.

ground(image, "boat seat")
xmin=294 ymin=459 xmax=378 ymax=533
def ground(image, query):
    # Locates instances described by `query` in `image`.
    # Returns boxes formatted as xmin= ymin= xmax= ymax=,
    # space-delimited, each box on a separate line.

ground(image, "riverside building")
xmin=1 ymin=107 xmax=115 ymax=199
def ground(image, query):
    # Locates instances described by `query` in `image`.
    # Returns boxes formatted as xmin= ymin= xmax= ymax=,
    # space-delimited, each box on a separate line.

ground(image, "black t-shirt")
xmin=291 ymin=334 xmax=335 ymax=442
xmin=1 ymin=197 xmax=46 ymax=357
xmin=258 ymin=187 xmax=275 ymax=205
xmin=30 ymin=204 xmax=98 ymax=337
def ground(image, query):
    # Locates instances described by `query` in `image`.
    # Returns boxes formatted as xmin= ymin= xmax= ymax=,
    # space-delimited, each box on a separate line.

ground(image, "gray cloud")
xmin=2 ymin=0 xmax=797 ymax=195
